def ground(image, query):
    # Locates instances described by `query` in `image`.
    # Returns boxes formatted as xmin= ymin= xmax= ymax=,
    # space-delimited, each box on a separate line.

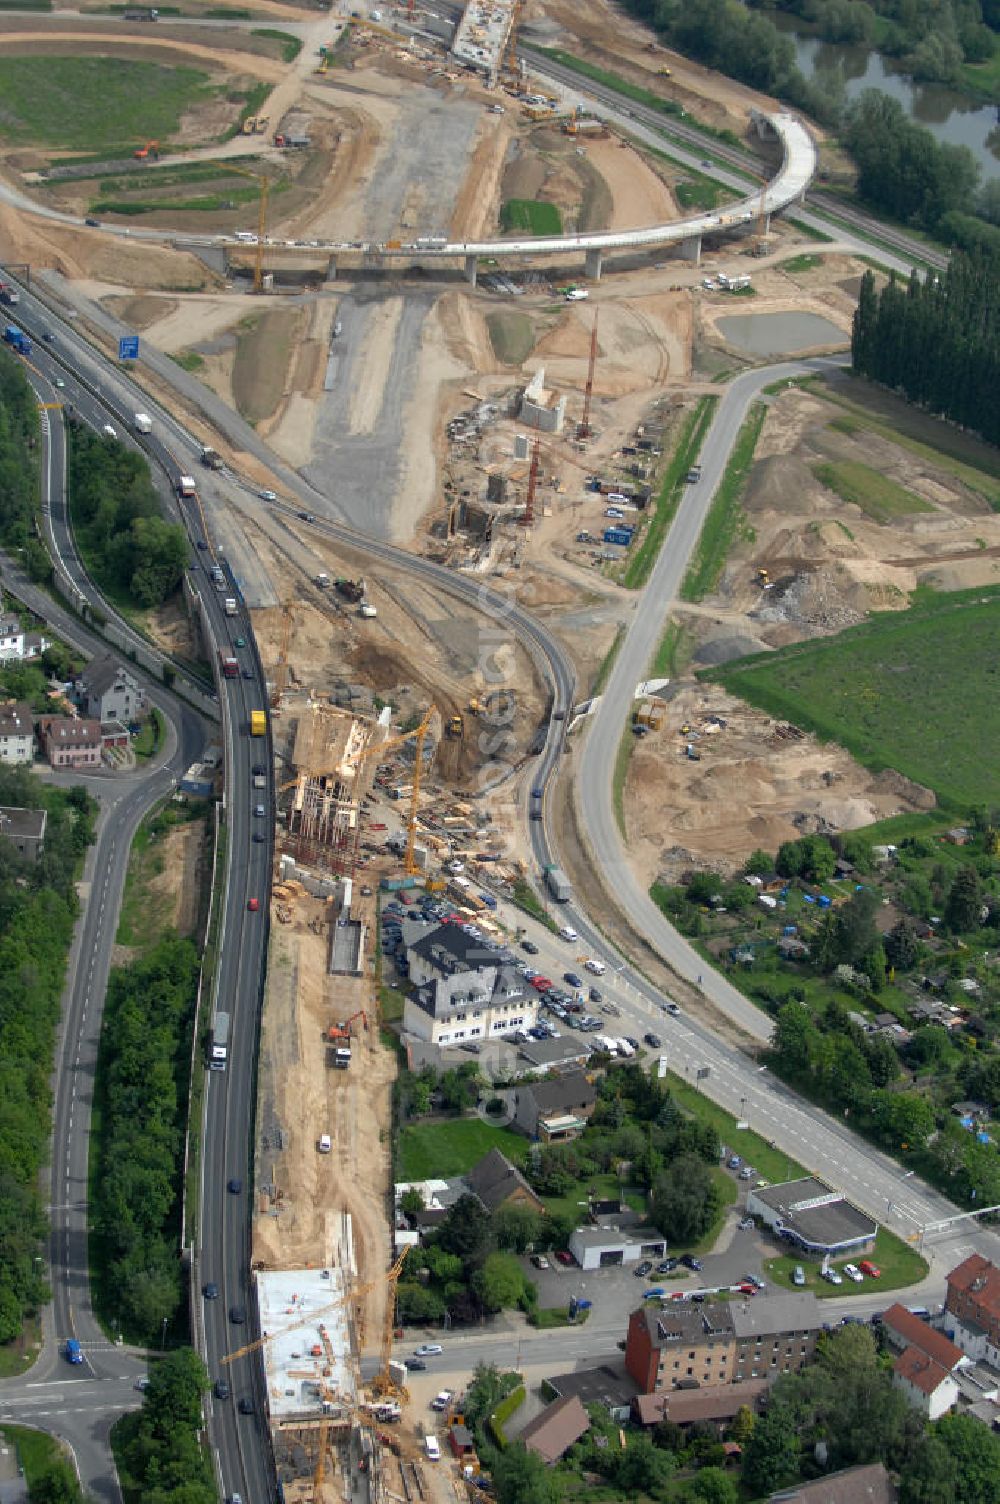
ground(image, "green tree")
xmin=772 ymin=1001 xmax=818 ymax=1075
xmin=438 ymin=1193 xmax=492 ymax=1262
xmin=742 ymin=1404 xmax=800 ymax=1494
xmin=651 ymin=1152 xmax=722 ymax=1243
xmin=493 ymin=1204 xmax=542 ymax=1253
xmin=885 ymin=918 xmax=920 ymax=971
xmin=729 ymin=1403 xmax=756 ymax=1445
xmin=691 ymin=1467 xmax=739 ymax=1504
xmin=400 ymin=1188 xmax=424 ymax=1218
xmin=745 ymin=849 xmax=774 ymax=876
xmin=936 ymin=1410 xmax=1000 ymax=1504
xmin=946 ymin=866 xmax=983 ymax=934
xmin=492 ymin=1444 xmax=560 ymax=1504
xmin=30 ymin=1461 xmax=85 ymax=1504
xmin=873 ymin=1089 xmax=936 ymax=1150
xmin=473 ymin=1252 xmax=528 ymax=1312
xmin=900 ymin=1433 xmax=957 ymax=1504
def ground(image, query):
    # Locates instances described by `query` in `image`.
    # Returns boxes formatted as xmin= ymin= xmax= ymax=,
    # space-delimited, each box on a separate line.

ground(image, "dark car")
xmin=85 ymin=217 xmax=101 ymax=227
xmin=252 ymin=833 xmax=265 ymax=844
xmin=242 ymin=667 xmax=253 ymax=679
xmin=521 ymin=939 xmax=539 ymax=955
xmin=633 ymin=1260 xmax=654 ymax=1278
xmin=214 ymin=1379 xmax=231 ymax=1400
xmin=252 ymin=765 xmax=265 ymax=776
xmin=229 ymin=1306 xmax=246 ymax=1324
xmin=589 ymin=986 xmax=602 ymax=1002
xmin=680 ymin=1254 xmax=703 ymax=1271
xmin=644 ymin=1032 xmax=662 ymax=1048
xmin=407 ymin=1359 xmax=427 ymax=1372
xmin=238 ymin=1397 xmax=254 ymax=1414
xmin=564 ymin=972 xmax=583 ymax=988
xmin=196 ymin=539 xmax=208 ymax=550
xmin=203 ymin=1282 xmax=219 ymax=1300
xmin=657 ymin=1258 xmax=677 ymax=1274
xmin=228 ymin=1178 xmax=243 ymax=1194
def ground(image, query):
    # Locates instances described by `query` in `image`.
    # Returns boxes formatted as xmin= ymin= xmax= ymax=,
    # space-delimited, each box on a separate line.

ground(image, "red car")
xmin=736 ymin=1282 xmax=757 ymax=1296
xmin=859 ymin=1260 xmax=881 ymax=1278
xmin=247 ymin=897 xmax=260 ymax=912
xmin=554 ymin=1250 xmax=574 ymax=1266
xmin=531 ymin=976 xmax=552 ymax=992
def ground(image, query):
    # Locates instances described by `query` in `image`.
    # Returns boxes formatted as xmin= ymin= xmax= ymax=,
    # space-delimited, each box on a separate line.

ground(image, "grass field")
xmin=765 ymin=1227 xmax=927 ymax=1297
xmin=812 ymin=459 xmax=934 ymax=524
xmin=675 ymin=178 xmax=725 ymax=211
xmin=0 ymin=57 xmax=212 ymax=149
xmin=0 ymin=1426 xmax=65 ymax=1483
xmin=780 ymin=253 xmax=823 ymax=273
xmin=232 ymin=309 xmax=299 ymax=425
xmin=486 ymin=310 xmax=535 ymax=365
xmin=251 ymin=27 xmax=302 ymax=61
xmin=710 ymin=586 xmax=1000 ymax=808
xmin=397 ymin=1118 xmax=526 ymax=1179
xmin=623 ymin=396 xmax=717 ymax=589
xmin=500 ymin=198 xmax=563 ymax=236
xmin=680 ymin=401 xmax=764 ymax=601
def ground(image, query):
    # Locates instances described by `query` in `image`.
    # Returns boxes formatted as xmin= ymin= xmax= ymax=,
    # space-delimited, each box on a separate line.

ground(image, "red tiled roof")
xmin=893 ymin=1346 xmax=953 ymax=1398
xmin=881 ymin=1304 xmax=963 ymax=1371
xmin=633 ymin=1381 xmax=768 ymax=1427
xmin=947 ymin=1254 xmax=1000 ymax=1317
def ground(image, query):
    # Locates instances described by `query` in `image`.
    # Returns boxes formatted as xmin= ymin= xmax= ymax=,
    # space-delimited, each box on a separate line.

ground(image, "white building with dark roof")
xmin=401 ymin=919 xmax=537 ymax=1046
xmin=746 ymin=1176 xmax=878 ymax=1259
xmin=0 ymin=702 xmax=35 ymax=764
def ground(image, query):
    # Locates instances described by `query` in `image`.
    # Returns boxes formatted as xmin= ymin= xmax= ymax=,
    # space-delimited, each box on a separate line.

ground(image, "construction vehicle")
xmin=657 ymin=65 xmax=672 ymax=76
xmin=445 ymin=714 xmax=464 ymax=739
xmin=201 ymin=446 xmax=224 ymax=470
xmin=756 ymin=567 xmax=771 ymax=587
xmin=327 ymin=1010 xmax=368 ymax=1069
xmin=633 ymin=700 xmax=664 ymax=731
xmin=335 ymin=576 xmax=366 ymax=602
xmin=133 ymin=140 xmax=159 ymax=160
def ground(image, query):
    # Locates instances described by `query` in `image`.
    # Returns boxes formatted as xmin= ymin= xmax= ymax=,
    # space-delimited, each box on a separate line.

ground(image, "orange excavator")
xmin=327 ymin=1009 xmax=368 ymax=1045
xmin=133 ymin=140 xmax=160 ymax=160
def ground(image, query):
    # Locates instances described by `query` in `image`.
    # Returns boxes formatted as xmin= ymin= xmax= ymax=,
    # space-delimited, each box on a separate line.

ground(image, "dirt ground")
xmin=253 ymin=892 xmax=393 ymax=1346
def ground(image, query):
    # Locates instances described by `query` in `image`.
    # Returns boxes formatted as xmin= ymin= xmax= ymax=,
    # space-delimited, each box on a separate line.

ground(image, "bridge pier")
xmin=678 ymin=235 xmax=702 ymax=264
xmin=326 ymin=256 xmax=337 ymax=280
xmin=585 ymin=248 xmax=603 ymax=281
xmin=465 ymin=254 xmax=478 ymax=287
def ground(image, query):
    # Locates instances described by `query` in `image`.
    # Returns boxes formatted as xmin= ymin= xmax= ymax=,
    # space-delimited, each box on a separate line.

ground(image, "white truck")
xmin=224 ymin=597 xmax=238 ymax=616
xmin=209 ymin=1010 xmax=230 ymax=1071
xmin=315 ymin=573 xmax=330 ymax=589
xmin=134 ymin=411 xmax=152 ymax=434
xmin=359 ymin=603 xmax=377 ymax=618
xmin=177 ymin=475 xmax=197 ymax=498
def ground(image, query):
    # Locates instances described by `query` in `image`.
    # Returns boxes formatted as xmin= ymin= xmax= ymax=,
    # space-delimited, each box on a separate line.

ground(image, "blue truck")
xmin=3 ymin=326 xmax=32 ymax=355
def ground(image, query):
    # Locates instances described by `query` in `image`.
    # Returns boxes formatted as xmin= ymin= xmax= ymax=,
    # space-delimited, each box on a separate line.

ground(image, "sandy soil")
xmin=390 ymin=296 xmax=468 ymax=541
xmin=253 ymin=893 xmax=393 ymax=1344
xmin=0 ymin=200 xmax=220 ymax=288
xmin=624 ymin=682 xmax=936 ymax=886
xmin=450 ymin=114 xmax=516 ymax=241
xmin=585 ymin=135 xmax=679 ymax=229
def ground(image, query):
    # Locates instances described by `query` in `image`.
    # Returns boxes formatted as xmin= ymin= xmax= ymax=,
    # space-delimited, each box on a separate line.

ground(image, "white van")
xmin=616 ymin=1037 xmax=635 ymax=1058
xmin=425 ymin=1436 xmax=440 ymax=1461
xmin=318 ymin=1134 xmax=332 ymax=1153
xmin=585 ymin=958 xmax=606 ymax=975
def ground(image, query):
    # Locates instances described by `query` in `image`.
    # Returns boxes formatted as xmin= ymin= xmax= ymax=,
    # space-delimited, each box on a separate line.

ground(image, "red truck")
xmin=219 ymin=649 xmax=239 ymax=679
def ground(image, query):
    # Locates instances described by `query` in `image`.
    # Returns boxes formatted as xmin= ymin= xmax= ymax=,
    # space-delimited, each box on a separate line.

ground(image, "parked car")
xmin=743 ymin=1273 xmax=765 ymax=1290
xmin=430 ymin=1390 xmax=453 ymax=1412
xmin=859 ymin=1261 xmax=881 ymax=1279
xmin=657 ymin=1258 xmax=677 ymax=1274
xmin=822 ymin=1268 xmax=843 ymax=1285
xmin=634 ymin=1260 xmax=654 ymax=1278
xmin=679 ymin=1254 xmax=702 ymax=1271
xmin=843 ymin=1264 xmax=864 ymax=1283
xmin=555 ymin=1250 xmax=574 ymax=1266
xmin=521 ymin=939 xmax=539 ymax=955
xmin=728 ymin=1156 xmax=742 ymax=1170
xmin=792 ymin=1266 xmax=806 ymax=1287
xmin=531 ymin=1254 xmax=550 ymax=1270
xmin=531 ymin=976 xmax=552 ymax=991
xmin=425 ymin=1437 xmax=441 ymax=1462
xmin=739 ymin=1166 xmax=755 ymax=1180
xmin=644 ymin=1032 xmax=662 ymax=1048
xmin=564 ymin=972 xmax=583 ymax=988
xmin=643 ymin=1287 xmax=665 ymax=1300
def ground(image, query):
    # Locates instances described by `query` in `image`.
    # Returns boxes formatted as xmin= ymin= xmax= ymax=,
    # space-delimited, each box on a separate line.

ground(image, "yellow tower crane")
xmin=225 ymin=162 xmax=271 ymax=293
xmin=369 ymin=1246 xmax=410 ymax=1399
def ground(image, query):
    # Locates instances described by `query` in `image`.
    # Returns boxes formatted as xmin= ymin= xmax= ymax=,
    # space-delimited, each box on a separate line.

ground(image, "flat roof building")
xmin=747 ymin=1177 xmax=878 ymax=1258
xmin=451 ymin=0 xmax=518 ymax=84
xmin=257 ymin=1268 xmax=355 ymax=1423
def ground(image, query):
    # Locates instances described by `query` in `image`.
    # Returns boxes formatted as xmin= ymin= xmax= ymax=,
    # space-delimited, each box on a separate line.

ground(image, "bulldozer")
xmin=445 ymin=714 xmax=464 ymax=739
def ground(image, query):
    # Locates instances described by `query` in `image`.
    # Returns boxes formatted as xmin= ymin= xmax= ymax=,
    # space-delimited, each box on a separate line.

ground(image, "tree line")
xmin=114 ymin=1347 xmax=215 ymax=1504
xmin=91 ymin=933 xmax=200 ymax=1346
xmin=67 ymin=423 xmax=188 ymax=609
xmin=0 ymin=766 xmax=96 ymax=1347
xmin=0 ymin=348 xmax=49 ymax=582
xmin=852 ymin=251 xmax=1000 ymax=445
xmin=747 ymin=0 xmax=998 ymax=88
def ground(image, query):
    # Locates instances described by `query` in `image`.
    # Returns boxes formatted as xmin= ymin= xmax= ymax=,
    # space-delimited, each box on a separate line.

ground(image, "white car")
xmin=822 ymin=1267 xmax=843 ymax=1285
xmin=430 ymin=1390 xmax=453 ymax=1412
xmin=585 ymin=959 xmax=606 ymax=975
xmin=259 ymin=489 xmax=277 ymax=502
xmin=843 ymin=1264 xmax=864 ymax=1283
xmin=558 ymin=926 xmax=578 ymax=942
xmin=414 ymin=1343 xmax=443 ymax=1357
xmin=425 ymin=1436 xmax=441 ymax=1461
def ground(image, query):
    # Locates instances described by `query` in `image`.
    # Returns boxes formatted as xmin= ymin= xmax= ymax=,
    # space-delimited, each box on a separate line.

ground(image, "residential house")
xmin=945 ymin=1255 xmax=1000 ymax=1368
xmin=625 ymin=1302 xmax=736 ymax=1392
xmin=74 ymin=655 xmax=145 ymax=725
xmin=0 ymin=701 xmax=36 ymax=764
xmin=402 ymin=920 xmax=538 ymax=1046
xmin=880 ymin=1303 xmax=967 ymax=1375
xmin=512 ymin=1071 xmax=596 ymax=1141
xmin=465 ymin=1148 xmax=544 ymax=1216
xmin=0 ymin=807 xmax=46 ymax=863
xmin=892 ymin=1346 xmax=959 ymax=1419
xmin=0 ymin=615 xmax=48 ymax=664
xmin=731 ymin=1293 xmax=823 ymax=1381
xmin=625 ymin=1294 xmax=824 ymax=1395
xmin=632 ymin=1379 xmax=769 ymax=1430
xmin=517 ymin=1395 xmax=590 ymax=1464
xmin=38 ymin=715 xmax=102 ymax=770
xmin=770 ymin=1463 xmax=896 ymax=1504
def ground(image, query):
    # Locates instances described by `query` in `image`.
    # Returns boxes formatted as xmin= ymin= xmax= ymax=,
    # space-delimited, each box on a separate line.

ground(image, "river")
xmin=771 ymin=16 xmax=1000 ymax=180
